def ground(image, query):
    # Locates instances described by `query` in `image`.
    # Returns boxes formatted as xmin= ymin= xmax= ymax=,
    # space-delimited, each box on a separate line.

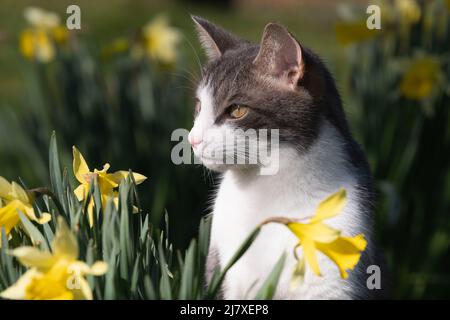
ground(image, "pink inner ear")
xmin=254 ymin=23 xmax=304 ymax=89
xmin=287 ymin=69 xmax=299 ymax=86
xmin=282 ymin=44 xmax=302 ymax=85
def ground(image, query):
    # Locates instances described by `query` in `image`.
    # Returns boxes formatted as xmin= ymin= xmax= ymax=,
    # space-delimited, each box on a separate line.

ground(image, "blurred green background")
xmin=0 ymin=0 xmax=449 ymax=298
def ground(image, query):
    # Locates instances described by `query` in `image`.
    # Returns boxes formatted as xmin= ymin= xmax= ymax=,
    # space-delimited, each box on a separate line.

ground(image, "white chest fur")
xmin=210 ymin=122 xmax=371 ymax=299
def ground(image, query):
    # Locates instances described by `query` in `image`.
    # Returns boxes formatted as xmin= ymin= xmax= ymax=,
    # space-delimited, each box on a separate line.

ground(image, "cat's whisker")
xmin=170 ymin=68 xmax=199 ymax=88
xmin=181 ymin=33 xmax=204 ymax=78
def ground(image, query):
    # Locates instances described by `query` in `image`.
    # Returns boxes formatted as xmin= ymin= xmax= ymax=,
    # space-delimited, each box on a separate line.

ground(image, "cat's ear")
xmin=254 ymin=23 xmax=304 ymax=90
xmin=191 ymin=15 xmax=241 ymax=61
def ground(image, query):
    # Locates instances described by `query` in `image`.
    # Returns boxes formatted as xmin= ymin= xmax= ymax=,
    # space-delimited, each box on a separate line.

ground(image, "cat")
xmin=189 ymin=16 xmax=388 ymax=299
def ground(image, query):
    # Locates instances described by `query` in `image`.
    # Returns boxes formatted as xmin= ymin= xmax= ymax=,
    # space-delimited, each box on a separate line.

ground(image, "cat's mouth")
xmin=194 ymin=146 xmax=232 ymax=172
xmin=194 ymin=145 xmax=268 ymax=174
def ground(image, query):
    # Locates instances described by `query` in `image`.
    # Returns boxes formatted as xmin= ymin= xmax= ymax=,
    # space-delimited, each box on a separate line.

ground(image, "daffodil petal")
xmin=290 ymin=256 xmax=306 ymax=291
xmin=0 ymin=201 xmax=21 ymax=235
xmin=24 ymin=207 xmax=51 ymax=224
xmin=72 ymin=146 xmax=90 ymax=184
xmin=25 ymin=263 xmax=74 ymax=300
xmin=10 ymin=246 xmax=55 ymax=270
xmin=309 ymin=189 xmax=347 ymax=223
xmin=19 ymin=29 xmax=35 ymax=59
xmin=24 ymin=7 xmax=60 ymax=29
xmin=0 ymin=269 xmax=40 ymax=300
xmin=131 ymin=172 xmax=147 ymax=184
xmin=52 ymin=218 xmax=78 ymax=260
xmin=98 ymin=172 xmax=118 ymax=191
xmin=315 ymin=234 xmax=367 ymax=279
xmin=109 ymin=171 xmax=147 ymax=185
xmin=74 ymin=184 xmax=85 ymax=201
xmin=100 ymin=163 xmax=110 ymax=173
xmin=0 ymin=176 xmax=12 ymax=199
xmin=11 ymin=182 xmax=30 ymax=204
xmin=71 ymin=275 xmax=93 ymax=300
xmin=301 ymin=238 xmax=321 ymax=276
xmin=88 ymin=261 xmax=108 ymax=275
xmin=69 ymin=260 xmax=87 ymax=270
xmin=68 ymin=260 xmax=107 ymax=276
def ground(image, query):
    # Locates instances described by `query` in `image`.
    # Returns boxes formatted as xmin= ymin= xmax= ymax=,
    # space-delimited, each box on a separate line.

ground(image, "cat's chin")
xmin=198 ymin=157 xmax=232 ymax=172
xmin=199 ymin=157 xmax=260 ymax=174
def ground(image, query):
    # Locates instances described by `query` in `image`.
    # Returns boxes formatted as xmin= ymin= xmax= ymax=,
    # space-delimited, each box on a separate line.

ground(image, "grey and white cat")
xmin=189 ymin=16 xmax=387 ymax=299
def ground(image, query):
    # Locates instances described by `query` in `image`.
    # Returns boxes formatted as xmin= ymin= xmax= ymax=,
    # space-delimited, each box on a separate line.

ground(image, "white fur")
xmin=192 ymin=83 xmax=372 ymax=299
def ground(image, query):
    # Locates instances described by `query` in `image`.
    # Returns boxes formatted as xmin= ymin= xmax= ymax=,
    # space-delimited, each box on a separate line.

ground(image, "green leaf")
xmin=158 ymin=239 xmax=173 ymax=300
xmin=205 ymin=226 xmax=261 ymax=299
xmin=49 ymin=132 xmax=67 ymax=215
xmin=178 ymin=239 xmax=197 ymax=299
xmin=130 ymin=253 xmax=141 ymax=298
xmin=254 ymin=252 xmax=286 ymax=300
xmin=104 ymin=245 xmax=118 ymax=300
xmin=1 ymin=228 xmax=19 ymax=286
xmin=143 ymin=275 xmax=156 ymax=299
xmin=119 ymin=180 xmax=132 ymax=281
xmin=19 ymin=212 xmax=49 ymax=251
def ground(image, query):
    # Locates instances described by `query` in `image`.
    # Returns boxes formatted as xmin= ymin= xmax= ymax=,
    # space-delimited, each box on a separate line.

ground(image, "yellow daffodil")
xmin=400 ymin=57 xmax=441 ymax=100
xmin=395 ymin=0 xmax=421 ymax=25
xmin=0 ymin=218 xmax=107 ymax=300
xmin=263 ymin=189 xmax=367 ymax=285
xmin=335 ymin=21 xmax=379 ymax=46
xmin=24 ymin=7 xmax=60 ymax=29
xmin=0 ymin=177 xmax=51 ymax=241
xmin=287 ymin=189 xmax=367 ymax=279
xmin=72 ymin=146 xmax=147 ymax=227
xmin=132 ymin=15 xmax=181 ymax=66
xmin=20 ymin=29 xmax=55 ymax=62
xmin=19 ymin=7 xmax=68 ymax=63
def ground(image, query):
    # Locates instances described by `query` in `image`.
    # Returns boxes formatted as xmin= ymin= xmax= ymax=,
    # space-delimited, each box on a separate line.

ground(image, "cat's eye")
xmin=194 ymin=98 xmax=201 ymax=115
xmin=229 ymin=105 xmax=249 ymax=119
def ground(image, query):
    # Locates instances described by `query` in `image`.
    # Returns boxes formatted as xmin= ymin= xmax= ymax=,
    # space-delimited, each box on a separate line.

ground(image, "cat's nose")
xmin=188 ymin=131 xmax=203 ymax=148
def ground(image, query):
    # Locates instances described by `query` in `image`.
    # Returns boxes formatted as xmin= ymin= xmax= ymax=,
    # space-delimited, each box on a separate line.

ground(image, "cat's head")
xmin=189 ymin=16 xmax=345 ymax=173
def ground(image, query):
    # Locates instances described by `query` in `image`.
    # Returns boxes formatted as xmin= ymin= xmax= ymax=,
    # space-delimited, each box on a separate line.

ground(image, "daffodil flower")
xmin=0 ymin=177 xmax=51 ymax=241
xmin=20 ymin=29 xmax=55 ymax=62
xmin=0 ymin=217 xmax=107 ymax=300
xmin=335 ymin=21 xmax=379 ymax=46
xmin=132 ymin=15 xmax=181 ymax=66
xmin=395 ymin=0 xmax=421 ymax=25
xmin=72 ymin=146 xmax=147 ymax=227
xmin=400 ymin=57 xmax=442 ymax=100
xmin=19 ymin=7 xmax=68 ymax=63
xmin=262 ymin=189 xmax=367 ymax=286
xmin=24 ymin=7 xmax=60 ymax=29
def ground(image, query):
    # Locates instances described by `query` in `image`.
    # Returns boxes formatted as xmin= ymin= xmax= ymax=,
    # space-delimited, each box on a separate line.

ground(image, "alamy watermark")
xmin=366 ymin=265 xmax=382 ymax=290
xmin=366 ymin=5 xmax=382 ymax=30
xmin=66 ymin=5 xmax=81 ymax=30
xmin=171 ymin=128 xmax=280 ymax=175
